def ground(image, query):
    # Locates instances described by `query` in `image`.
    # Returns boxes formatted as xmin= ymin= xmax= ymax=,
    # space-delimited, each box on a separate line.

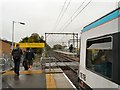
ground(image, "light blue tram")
xmin=78 ymin=5 xmax=120 ymax=90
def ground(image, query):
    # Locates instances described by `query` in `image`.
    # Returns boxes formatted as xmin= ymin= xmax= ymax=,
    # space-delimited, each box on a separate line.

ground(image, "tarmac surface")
xmin=2 ymin=70 xmax=46 ymax=89
xmin=1 ymin=61 xmax=76 ymax=90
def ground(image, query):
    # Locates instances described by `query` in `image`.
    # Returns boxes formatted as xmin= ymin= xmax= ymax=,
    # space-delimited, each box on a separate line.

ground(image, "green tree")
xmin=20 ymin=33 xmax=44 ymax=55
xmin=53 ymin=44 xmax=62 ymax=50
xmin=20 ymin=37 xmax=28 ymax=43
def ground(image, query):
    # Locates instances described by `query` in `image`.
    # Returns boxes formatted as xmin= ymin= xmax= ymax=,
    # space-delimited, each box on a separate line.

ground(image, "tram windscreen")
xmin=86 ymin=37 xmax=112 ymax=78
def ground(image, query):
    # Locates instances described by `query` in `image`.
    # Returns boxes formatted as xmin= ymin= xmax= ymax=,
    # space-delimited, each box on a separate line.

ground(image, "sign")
xmin=15 ymin=43 xmax=45 ymax=48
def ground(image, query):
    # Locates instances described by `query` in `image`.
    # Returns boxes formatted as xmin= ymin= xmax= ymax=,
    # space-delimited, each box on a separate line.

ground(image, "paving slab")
xmin=2 ymin=70 xmax=46 ymax=89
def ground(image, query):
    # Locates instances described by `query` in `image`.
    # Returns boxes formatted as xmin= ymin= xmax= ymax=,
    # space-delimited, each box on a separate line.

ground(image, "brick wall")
xmin=0 ymin=40 xmax=11 ymax=58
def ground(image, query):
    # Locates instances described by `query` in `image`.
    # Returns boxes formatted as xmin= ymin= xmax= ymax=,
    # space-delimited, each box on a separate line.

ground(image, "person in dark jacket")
xmin=69 ymin=44 xmax=73 ymax=53
xmin=12 ymin=44 xmax=23 ymax=76
xmin=26 ymin=48 xmax=34 ymax=70
xmin=22 ymin=50 xmax=28 ymax=70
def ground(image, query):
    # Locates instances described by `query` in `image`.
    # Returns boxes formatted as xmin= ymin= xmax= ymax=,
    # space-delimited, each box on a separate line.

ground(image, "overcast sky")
xmin=1 ymin=0 xmax=120 ymax=45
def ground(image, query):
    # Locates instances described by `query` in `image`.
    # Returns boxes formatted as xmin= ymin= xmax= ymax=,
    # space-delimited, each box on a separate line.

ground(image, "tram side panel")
xmin=118 ymin=6 xmax=120 ymax=90
xmin=78 ymin=9 xmax=120 ymax=89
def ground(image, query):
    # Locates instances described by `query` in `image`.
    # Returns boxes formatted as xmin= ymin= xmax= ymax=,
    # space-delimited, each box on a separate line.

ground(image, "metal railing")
xmin=0 ymin=58 xmax=14 ymax=72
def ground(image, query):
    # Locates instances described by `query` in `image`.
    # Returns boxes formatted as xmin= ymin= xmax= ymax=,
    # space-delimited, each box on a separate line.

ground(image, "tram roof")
xmin=82 ymin=7 xmax=120 ymax=33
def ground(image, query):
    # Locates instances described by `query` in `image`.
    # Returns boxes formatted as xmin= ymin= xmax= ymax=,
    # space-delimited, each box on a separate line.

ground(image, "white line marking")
xmin=63 ymin=73 xmax=77 ymax=90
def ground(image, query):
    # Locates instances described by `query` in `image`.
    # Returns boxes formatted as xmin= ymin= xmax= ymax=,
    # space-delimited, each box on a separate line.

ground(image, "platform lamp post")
xmin=11 ymin=21 xmax=25 ymax=50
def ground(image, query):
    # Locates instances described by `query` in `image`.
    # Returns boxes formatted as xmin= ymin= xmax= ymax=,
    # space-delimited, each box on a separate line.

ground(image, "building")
xmin=0 ymin=39 xmax=12 ymax=58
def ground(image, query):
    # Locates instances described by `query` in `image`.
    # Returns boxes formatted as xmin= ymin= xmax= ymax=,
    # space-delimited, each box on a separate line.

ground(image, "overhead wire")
xmin=56 ymin=0 xmax=72 ymax=26
xmin=57 ymin=0 xmax=86 ymax=32
xmin=59 ymin=0 xmax=92 ymax=32
xmin=54 ymin=0 xmax=68 ymax=30
xmin=47 ymin=34 xmax=72 ymax=48
xmin=54 ymin=0 xmax=72 ymax=31
xmin=47 ymin=34 xmax=60 ymax=47
xmin=50 ymin=0 xmax=92 ymax=48
xmin=46 ymin=0 xmax=68 ymax=46
xmin=52 ymin=0 xmax=72 ymax=44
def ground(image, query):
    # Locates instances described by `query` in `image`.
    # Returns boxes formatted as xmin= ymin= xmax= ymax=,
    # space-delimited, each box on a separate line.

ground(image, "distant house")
xmin=0 ymin=39 xmax=12 ymax=58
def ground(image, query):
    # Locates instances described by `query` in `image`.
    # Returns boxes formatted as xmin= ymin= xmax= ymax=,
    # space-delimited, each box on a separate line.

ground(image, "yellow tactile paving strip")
xmin=3 ymin=70 xmax=43 ymax=75
xmin=46 ymin=74 xmax=57 ymax=90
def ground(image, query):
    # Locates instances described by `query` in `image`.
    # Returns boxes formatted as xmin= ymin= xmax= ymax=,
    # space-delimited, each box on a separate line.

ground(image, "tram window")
xmin=86 ymin=37 xmax=112 ymax=78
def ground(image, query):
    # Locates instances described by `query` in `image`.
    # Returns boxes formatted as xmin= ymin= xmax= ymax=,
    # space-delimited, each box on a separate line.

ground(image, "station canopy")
xmin=15 ymin=43 xmax=45 ymax=48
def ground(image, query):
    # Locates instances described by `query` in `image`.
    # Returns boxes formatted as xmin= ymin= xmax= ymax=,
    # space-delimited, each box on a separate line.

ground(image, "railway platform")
xmin=1 ymin=66 xmax=76 ymax=89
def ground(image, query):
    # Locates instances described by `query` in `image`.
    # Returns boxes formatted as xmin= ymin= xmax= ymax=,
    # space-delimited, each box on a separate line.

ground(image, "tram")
xmin=78 ymin=6 xmax=120 ymax=89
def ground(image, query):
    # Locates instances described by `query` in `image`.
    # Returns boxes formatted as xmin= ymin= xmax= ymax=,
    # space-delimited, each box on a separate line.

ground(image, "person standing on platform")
xmin=22 ymin=50 xmax=28 ymax=70
xmin=12 ymin=44 xmax=23 ymax=76
xmin=69 ymin=44 xmax=73 ymax=53
xmin=26 ymin=48 xmax=34 ymax=70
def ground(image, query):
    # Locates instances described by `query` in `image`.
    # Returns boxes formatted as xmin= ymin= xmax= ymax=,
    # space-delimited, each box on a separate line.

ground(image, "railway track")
xmin=47 ymin=50 xmax=79 ymax=88
xmin=52 ymin=51 xmax=79 ymax=73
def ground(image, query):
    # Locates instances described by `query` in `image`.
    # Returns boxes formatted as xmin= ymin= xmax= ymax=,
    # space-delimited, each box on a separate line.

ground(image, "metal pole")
xmin=73 ymin=33 xmax=75 ymax=53
xmin=10 ymin=21 xmax=15 ymax=64
xmin=11 ymin=21 xmax=25 ymax=50
xmin=68 ymin=40 xmax=70 ymax=48
xmin=12 ymin=21 xmax=14 ymax=50
xmin=49 ymin=57 xmax=51 ymax=71
xmin=45 ymin=33 xmax=46 ymax=57
xmin=44 ymin=33 xmax=47 ymax=71
xmin=77 ymin=34 xmax=78 ymax=53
